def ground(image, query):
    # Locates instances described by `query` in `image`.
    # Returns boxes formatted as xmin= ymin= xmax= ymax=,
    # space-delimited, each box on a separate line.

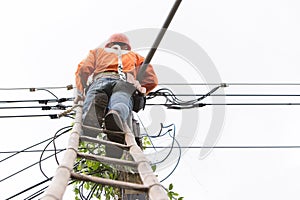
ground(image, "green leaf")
xmin=84 ymin=182 xmax=90 ymax=190
xmin=169 ymin=183 xmax=173 ymax=190
xmin=178 ymin=197 xmax=184 ymax=200
xmin=74 ymin=188 xmax=79 ymax=195
xmin=151 ymin=165 xmax=157 ymax=172
xmin=91 ymin=162 xmax=100 ymax=170
xmin=173 ymin=192 xmax=179 ymax=196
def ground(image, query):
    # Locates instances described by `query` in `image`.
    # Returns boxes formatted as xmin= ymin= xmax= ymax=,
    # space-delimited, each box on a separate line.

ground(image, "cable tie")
xmin=29 ymin=88 xmax=36 ymax=92
xmin=42 ymin=106 xmax=51 ymax=110
xmin=38 ymin=100 xmax=49 ymax=105
xmin=55 ymin=104 xmax=66 ymax=110
xmin=49 ymin=114 xmax=59 ymax=119
xmin=167 ymin=105 xmax=182 ymax=110
xmin=58 ymin=98 xmax=67 ymax=103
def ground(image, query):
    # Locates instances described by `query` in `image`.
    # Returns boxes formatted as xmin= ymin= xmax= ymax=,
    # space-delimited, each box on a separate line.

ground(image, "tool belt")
xmin=90 ymin=73 xmax=146 ymax=113
xmin=93 ymin=71 xmax=120 ymax=80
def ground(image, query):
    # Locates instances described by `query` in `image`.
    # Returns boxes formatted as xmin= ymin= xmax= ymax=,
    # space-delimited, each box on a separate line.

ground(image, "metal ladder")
xmin=41 ymin=102 xmax=168 ymax=200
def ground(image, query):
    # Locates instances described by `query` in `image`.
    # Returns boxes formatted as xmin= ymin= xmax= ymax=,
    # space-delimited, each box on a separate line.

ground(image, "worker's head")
xmin=105 ymin=33 xmax=131 ymax=50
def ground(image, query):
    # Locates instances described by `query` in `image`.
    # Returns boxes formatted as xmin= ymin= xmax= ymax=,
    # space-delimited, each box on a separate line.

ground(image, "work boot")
xmin=94 ymin=92 xmax=108 ymax=127
xmin=104 ymin=110 xmax=125 ymax=158
xmin=105 ymin=110 xmax=125 ymax=141
xmin=82 ymin=92 xmax=108 ymax=138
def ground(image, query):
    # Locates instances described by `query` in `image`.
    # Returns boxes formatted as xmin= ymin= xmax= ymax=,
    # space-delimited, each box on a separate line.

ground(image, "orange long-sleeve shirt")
xmin=75 ymin=47 xmax=158 ymax=94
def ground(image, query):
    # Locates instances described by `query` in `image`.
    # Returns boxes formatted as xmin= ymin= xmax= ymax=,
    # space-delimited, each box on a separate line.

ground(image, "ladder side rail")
xmin=124 ymin=124 xmax=169 ymax=200
xmin=41 ymin=102 xmax=83 ymax=200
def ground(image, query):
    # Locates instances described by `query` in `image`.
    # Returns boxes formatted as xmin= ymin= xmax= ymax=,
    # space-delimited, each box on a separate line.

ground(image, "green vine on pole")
xmin=167 ymin=183 xmax=184 ymax=200
xmin=73 ymin=140 xmax=121 ymax=200
xmin=72 ymin=135 xmax=184 ymax=199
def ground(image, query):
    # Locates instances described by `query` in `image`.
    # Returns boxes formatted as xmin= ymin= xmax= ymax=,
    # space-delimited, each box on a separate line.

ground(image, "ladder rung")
xmin=80 ymin=135 xmax=130 ymax=150
xmin=77 ymin=152 xmax=138 ymax=167
xmin=82 ymin=125 xmax=125 ymax=135
xmin=71 ymin=172 xmax=148 ymax=192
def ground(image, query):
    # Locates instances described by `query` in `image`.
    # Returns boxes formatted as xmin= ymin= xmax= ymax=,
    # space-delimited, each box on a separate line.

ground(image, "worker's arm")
xmin=135 ymin=54 xmax=158 ymax=94
xmin=74 ymin=50 xmax=97 ymax=102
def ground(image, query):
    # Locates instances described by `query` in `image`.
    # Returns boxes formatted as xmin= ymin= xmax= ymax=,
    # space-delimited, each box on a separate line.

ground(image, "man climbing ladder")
xmin=75 ymin=33 xmax=158 ymax=154
xmin=41 ymin=1 xmax=182 ymax=199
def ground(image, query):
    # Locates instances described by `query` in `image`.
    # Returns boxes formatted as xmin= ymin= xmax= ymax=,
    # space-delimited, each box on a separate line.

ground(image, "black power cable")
xmin=147 ymin=84 xmax=227 ymax=105
xmin=141 ymin=123 xmax=175 ymax=163
xmin=144 ymin=145 xmax=300 ymax=149
xmin=0 ymin=150 xmax=64 ymax=183
xmin=2 ymin=145 xmax=300 ymax=154
xmin=24 ymin=186 xmax=49 ymax=200
xmin=30 ymin=88 xmax=59 ymax=99
xmin=149 ymin=93 xmax=300 ymax=97
xmin=141 ymin=123 xmax=181 ymax=182
xmin=0 ymin=114 xmax=60 ymax=119
xmin=158 ymin=83 xmax=300 ymax=86
xmin=160 ymin=130 xmax=181 ymax=183
xmin=22 ymin=179 xmax=78 ymax=200
xmin=5 ymin=177 xmax=52 ymax=200
xmin=19 ymin=164 xmax=80 ymax=200
xmin=0 ymin=113 xmax=75 ymax=119
xmin=0 ymin=97 xmax=74 ymax=104
xmin=0 ymin=105 xmax=72 ymax=110
xmin=147 ymin=86 xmax=226 ymax=110
xmin=0 ymin=126 xmax=70 ymax=163
xmin=0 ymin=149 xmax=66 ymax=153
xmin=0 ymin=85 xmax=73 ymax=91
xmin=147 ymin=87 xmax=300 ymax=109
xmin=146 ymin=103 xmax=300 ymax=108
xmin=39 ymin=126 xmax=72 ymax=179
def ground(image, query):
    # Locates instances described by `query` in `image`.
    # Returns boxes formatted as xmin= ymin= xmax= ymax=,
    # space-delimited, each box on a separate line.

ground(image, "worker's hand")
xmin=74 ymin=94 xmax=85 ymax=104
xmin=135 ymin=84 xmax=146 ymax=94
xmin=126 ymin=73 xmax=146 ymax=94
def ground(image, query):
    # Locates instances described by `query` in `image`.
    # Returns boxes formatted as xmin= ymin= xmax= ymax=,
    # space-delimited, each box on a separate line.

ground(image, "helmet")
xmin=105 ymin=33 xmax=131 ymax=50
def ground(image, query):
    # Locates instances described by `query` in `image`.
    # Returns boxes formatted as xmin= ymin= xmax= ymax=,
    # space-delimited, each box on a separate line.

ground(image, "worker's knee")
xmin=110 ymin=102 xmax=130 ymax=120
xmin=109 ymin=91 xmax=133 ymax=120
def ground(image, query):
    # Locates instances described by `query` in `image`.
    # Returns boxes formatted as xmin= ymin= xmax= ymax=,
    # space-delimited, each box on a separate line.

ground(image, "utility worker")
xmin=75 ymin=33 xmax=158 ymax=148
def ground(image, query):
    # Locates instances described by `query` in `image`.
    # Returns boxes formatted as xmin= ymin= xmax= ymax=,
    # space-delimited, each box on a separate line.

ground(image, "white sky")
xmin=1 ymin=0 xmax=300 ymax=199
